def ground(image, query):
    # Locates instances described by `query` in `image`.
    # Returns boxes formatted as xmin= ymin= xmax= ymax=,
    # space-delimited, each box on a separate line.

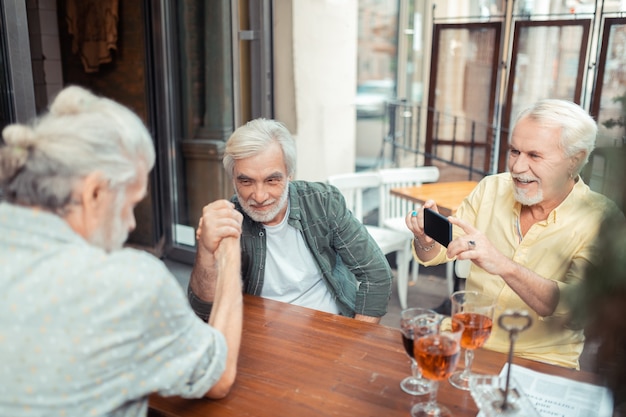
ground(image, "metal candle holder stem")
xmin=496 ymin=310 xmax=533 ymax=411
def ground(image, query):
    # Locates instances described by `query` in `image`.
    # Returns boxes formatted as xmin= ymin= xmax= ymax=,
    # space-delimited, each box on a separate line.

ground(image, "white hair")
xmin=0 ymin=85 xmax=155 ymax=213
xmin=514 ymin=99 xmax=597 ymax=175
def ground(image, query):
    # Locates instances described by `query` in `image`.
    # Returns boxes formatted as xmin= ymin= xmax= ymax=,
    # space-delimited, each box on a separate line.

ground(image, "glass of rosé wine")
xmin=399 ymin=308 xmax=438 ymax=395
xmin=448 ymin=290 xmax=496 ymax=391
xmin=410 ymin=316 xmax=464 ymax=417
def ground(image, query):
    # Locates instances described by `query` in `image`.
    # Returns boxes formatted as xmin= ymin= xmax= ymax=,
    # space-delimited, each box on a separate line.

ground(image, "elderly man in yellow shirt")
xmin=406 ymin=99 xmax=624 ymax=369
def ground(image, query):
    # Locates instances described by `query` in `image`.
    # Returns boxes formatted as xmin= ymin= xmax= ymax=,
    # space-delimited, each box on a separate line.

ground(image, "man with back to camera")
xmin=0 ymin=86 xmax=243 ymax=416
xmin=188 ymin=118 xmax=393 ymax=324
xmin=406 ymin=99 xmax=625 ymax=369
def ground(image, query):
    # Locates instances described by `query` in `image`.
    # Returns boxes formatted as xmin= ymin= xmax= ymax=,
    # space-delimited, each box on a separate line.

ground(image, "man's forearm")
xmin=499 ymin=259 xmax=560 ymax=317
xmin=204 ymin=237 xmax=243 ymax=399
xmin=189 ymin=248 xmax=218 ymax=302
xmin=188 ymin=249 xmax=219 ymax=321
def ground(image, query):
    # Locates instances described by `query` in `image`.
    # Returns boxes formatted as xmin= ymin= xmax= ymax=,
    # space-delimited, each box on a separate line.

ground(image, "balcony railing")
xmin=379 ymin=100 xmax=503 ymax=181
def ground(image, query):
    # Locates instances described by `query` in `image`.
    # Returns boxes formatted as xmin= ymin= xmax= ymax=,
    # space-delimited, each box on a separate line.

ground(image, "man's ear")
xmin=569 ymin=150 xmax=586 ymax=175
xmin=80 ymin=171 xmax=108 ymax=214
xmin=63 ymin=172 xmax=109 ymax=240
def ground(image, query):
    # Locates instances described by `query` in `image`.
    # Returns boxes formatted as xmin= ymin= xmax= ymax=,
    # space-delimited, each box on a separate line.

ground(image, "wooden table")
xmin=148 ymin=295 xmax=601 ymax=417
xmin=390 ymin=181 xmax=479 ymax=216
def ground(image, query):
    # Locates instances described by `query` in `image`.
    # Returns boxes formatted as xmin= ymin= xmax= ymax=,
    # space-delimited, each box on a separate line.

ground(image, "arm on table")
xmin=204 ymin=235 xmax=243 ymax=399
xmin=188 ymin=200 xmax=242 ymax=320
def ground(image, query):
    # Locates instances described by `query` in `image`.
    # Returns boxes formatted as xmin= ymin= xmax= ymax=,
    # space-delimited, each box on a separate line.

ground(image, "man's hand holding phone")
xmin=406 ymin=201 xmax=450 ymax=260
xmin=423 ymin=207 xmax=452 ymax=247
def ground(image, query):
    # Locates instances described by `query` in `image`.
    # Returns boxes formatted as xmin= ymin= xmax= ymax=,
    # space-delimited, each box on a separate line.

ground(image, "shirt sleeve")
xmin=188 ymin=284 xmax=214 ymax=322
xmin=99 ymin=251 xmax=228 ymax=400
xmin=327 ymin=186 xmax=393 ymax=317
xmin=551 ymin=202 xmax=625 ymax=320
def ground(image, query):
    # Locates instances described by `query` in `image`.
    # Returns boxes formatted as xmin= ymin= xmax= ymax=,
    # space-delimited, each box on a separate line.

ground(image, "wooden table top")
xmin=390 ymin=181 xmax=479 ymax=216
xmin=148 ymin=295 xmax=601 ymax=417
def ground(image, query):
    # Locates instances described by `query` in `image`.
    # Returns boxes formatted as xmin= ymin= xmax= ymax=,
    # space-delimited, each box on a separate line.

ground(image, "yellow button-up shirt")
xmin=417 ymin=173 xmax=623 ymax=368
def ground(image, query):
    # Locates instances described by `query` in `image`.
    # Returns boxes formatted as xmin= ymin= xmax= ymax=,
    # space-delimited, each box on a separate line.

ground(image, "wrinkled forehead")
xmin=511 ymin=116 xmax=563 ymax=148
xmin=233 ymin=142 xmax=289 ymax=179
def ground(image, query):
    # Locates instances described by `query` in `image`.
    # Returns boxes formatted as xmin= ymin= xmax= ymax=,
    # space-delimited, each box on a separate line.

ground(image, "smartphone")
xmin=424 ymin=208 xmax=452 ymax=247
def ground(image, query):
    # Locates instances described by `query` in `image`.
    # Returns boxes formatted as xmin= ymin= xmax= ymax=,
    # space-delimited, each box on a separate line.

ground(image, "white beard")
xmin=512 ymin=175 xmax=543 ymax=206
xmin=237 ymin=183 xmax=289 ymax=224
xmin=513 ymin=186 xmax=543 ymax=206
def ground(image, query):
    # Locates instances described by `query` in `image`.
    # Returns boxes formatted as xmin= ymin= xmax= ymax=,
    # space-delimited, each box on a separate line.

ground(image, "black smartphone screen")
xmin=424 ymin=208 xmax=452 ymax=247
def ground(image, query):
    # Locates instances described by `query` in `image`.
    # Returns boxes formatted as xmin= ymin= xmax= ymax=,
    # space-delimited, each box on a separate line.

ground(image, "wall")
xmin=275 ymin=1 xmax=357 ymax=182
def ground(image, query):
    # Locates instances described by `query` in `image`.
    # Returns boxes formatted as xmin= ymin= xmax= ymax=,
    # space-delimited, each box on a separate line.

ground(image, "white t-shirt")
xmin=261 ymin=205 xmax=340 ymax=314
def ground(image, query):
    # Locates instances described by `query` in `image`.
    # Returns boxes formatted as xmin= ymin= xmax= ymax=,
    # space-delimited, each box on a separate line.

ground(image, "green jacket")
xmin=189 ymin=180 xmax=393 ymax=319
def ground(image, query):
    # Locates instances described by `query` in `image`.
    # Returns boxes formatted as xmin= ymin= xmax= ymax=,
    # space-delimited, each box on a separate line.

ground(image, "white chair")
xmin=327 ymin=172 xmax=412 ymax=309
xmin=377 ymin=166 xmax=455 ymax=304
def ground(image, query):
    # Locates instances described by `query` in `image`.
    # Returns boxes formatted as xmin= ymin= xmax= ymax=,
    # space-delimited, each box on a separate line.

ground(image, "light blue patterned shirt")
xmin=0 ymin=202 xmax=227 ymax=416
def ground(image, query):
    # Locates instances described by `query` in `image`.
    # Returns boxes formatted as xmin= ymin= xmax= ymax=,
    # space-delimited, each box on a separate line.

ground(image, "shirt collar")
xmin=286 ymin=182 xmax=303 ymax=230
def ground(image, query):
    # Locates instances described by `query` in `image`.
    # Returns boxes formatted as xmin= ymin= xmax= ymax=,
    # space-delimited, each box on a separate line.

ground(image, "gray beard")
xmin=237 ymin=183 xmax=289 ymax=224
xmin=513 ymin=186 xmax=543 ymax=206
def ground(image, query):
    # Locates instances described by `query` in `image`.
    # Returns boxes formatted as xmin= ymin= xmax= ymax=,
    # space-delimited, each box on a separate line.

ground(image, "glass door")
xmin=0 ymin=7 xmax=12 ymax=134
xmin=426 ymin=22 xmax=502 ymax=179
xmin=497 ymin=19 xmax=591 ymax=171
xmin=591 ymin=17 xmax=626 ymax=148
xmin=147 ymin=0 xmax=273 ymax=263
xmin=0 ymin=1 xmax=36 ymax=131
xmin=587 ymin=17 xmax=626 ymax=210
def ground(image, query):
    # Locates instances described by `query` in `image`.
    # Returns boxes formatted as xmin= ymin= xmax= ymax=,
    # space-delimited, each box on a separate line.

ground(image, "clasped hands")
xmin=196 ymin=200 xmax=243 ymax=255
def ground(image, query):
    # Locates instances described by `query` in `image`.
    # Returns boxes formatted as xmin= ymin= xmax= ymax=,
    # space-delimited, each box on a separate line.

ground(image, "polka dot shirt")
xmin=0 ymin=203 xmax=227 ymax=416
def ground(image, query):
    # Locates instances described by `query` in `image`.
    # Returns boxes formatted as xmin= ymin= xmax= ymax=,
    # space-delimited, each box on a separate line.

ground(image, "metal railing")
xmin=379 ymin=100 xmax=502 ymax=180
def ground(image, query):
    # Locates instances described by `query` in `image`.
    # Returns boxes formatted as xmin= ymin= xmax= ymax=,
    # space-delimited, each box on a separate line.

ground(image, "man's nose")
xmin=252 ymin=183 xmax=269 ymax=202
xmin=510 ymin=155 xmax=529 ymax=173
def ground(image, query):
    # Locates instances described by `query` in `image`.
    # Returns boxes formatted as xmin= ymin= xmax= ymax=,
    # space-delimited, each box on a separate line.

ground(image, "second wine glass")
xmin=399 ymin=307 xmax=438 ymax=395
xmin=448 ymin=290 xmax=496 ymax=391
xmin=410 ymin=316 xmax=464 ymax=417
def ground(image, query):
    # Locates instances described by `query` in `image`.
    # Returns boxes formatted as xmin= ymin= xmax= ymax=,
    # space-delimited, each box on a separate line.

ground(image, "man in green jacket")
xmin=188 ymin=118 xmax=393 ymax=323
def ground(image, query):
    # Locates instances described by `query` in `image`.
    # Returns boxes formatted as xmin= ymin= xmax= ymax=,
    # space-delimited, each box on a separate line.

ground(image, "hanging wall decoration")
xmin=65 ymin=0 xmax=119 ymax=73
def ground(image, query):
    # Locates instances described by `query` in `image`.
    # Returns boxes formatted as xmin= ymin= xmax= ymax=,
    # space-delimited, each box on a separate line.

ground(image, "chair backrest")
xmin=327 ymin=171 xmax=381 ymax=223
xmin=377 ymin=166 xmax=440 ymax=225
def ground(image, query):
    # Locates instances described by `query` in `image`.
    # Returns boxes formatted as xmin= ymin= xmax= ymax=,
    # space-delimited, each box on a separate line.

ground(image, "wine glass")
xmin=399 ymin=307 xmax=438 ymax=395
xmin=448 ymin=290 xmax=496 ymax=391
xmin=410 ymin=316 xmax=464 ymax=417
